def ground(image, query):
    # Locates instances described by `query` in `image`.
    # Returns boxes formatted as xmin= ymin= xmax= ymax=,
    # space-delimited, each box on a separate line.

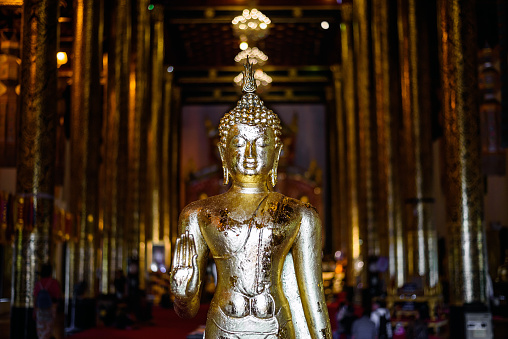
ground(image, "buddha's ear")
xmin=218 ymin=143 xmax=226 ymax=164
xmin=270 ymin=144 xmax=283 ymax=187
xmin=218 ymin=144 xmax=230 ymax=185
xmin=274 ymin=144 xmax=283 ymax=169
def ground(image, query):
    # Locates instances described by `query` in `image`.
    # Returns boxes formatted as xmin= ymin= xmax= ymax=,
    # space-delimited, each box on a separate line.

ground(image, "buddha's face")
xmin=219 ymin=123 xmax=281 ymax=184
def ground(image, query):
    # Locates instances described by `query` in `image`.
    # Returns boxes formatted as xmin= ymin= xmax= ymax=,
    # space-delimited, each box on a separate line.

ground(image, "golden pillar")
xmin=169 ymin=86 xmax=181 ymax=248
xmin=438 ymin=0 xmax=488 ymax=307
xmin=146 ymin=4 xmax=164 ymax=270
xmin=12 ymin=0 xmax=58 ymax=337
xmin=325 ymin=86 xmax=338 ymax=254
xmin=341 ymin=6 xmax=365 ymax=289
xmin=70 ymin=0 xmax=103 ymax=298
xmin=162 ymin=71 xmax=173 ymax=269
xmin=372 ymin=0 xmax=406 ymax=291
xmin=353 ymin=0 xmax=378 ymax=262
xmin=103 ymin=0 xmax=131 ymax=292
xmin=330 ymin=66 xmax=348 ymax=255
xmin=130 ymin=0 xmax=151 ymax=289
xmin=99 ymin=53 xmax=109 ymax=294
xmin=397 ymin=0 xmax=438 ymax=290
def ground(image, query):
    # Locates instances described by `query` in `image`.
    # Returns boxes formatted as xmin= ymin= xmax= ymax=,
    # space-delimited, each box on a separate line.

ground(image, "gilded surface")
xmin=71 ymin=0 xmax=101 ymax=296
xmin=330 ymin=66 xmax=348 ymax=254
xmin=170 ymin=62 xmax=331 ymax=338
xmin=130 ymin=0 xmax=150 ymax=263
xmin=14 ymin=0 xmax=57 ymax=308
xmin=340 ymin=6 xmax=362 ymax=288
xmin=397 ymin=0 xmax=438 ymax=289
xmin=149 ymin=5 xmax=164 ymax=245
xmin=17 ymin=0 xmax=58 ymax=195
xmin=372 ymin=0 xmax=406 ymax=288
xmin=102 ymin=0 xmax=131 ymax=288
xmin=116 ymin=0 xmax=131 ymax=274
xmin=353 ymin=0 xmax=377 ymax=258
xmin=136 ymin=0 xmax=152 ymax=290
xmin=439 ymin=0 xmax=487 ymax=305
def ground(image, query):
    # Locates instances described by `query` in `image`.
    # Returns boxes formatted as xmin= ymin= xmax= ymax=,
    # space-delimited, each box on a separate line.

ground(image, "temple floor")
xmin=0 ymin=304 xmax=209 ymax=339
xmin=0 ymin=302 xmax=475 ymax=339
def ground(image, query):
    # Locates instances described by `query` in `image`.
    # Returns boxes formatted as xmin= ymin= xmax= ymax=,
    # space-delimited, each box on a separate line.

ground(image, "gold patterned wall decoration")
xmin=13 ymin=0 xmax=58 ymax=311
xmin=438 ymin=0 xmax=488 ymax=305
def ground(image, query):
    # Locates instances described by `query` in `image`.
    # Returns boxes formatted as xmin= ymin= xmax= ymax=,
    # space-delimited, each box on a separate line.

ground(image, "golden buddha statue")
xmin=170 ymin=59 xmax=332 ymax=339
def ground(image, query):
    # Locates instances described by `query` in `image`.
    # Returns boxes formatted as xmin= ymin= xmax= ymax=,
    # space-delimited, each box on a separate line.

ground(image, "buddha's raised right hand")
xmin=170 ymin=230 xmax=200 ymax=299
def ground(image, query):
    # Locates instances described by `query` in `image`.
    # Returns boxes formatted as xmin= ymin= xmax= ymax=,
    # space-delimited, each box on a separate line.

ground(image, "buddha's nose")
xmin=245 ymin=142 xmax=256 ymax=158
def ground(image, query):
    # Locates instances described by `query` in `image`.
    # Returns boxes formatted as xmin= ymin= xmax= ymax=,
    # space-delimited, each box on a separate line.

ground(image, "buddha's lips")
xmin=244 ymin=160 xmax=257 ymax=169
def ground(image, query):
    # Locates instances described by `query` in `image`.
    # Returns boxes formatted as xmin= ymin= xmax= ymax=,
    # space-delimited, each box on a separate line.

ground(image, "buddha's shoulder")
xmin=180 ymin=194 xmax=228 ymax=217
xmin=268 ymin=192 xmax=318 ymax=215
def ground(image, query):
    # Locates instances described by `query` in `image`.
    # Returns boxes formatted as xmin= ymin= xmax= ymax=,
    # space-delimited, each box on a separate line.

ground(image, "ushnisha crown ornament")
xmin=219 ymin=57 xmax=282 ymax=148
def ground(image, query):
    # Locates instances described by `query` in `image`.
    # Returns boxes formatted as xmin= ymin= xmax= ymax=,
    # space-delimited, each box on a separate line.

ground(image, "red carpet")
xmin=70 ymin=305 xmax=209 ymax=339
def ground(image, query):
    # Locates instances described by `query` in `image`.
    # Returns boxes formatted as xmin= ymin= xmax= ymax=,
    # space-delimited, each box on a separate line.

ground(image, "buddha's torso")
xmin=197 ymin=192 xmax=303 ymax=337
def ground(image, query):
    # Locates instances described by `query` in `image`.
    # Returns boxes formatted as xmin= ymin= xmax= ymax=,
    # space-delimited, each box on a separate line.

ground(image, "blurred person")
xmin=334 ymin=301 xmax=348 ymax=339
xmin=114 ymin=269 xmax=127 ymax=301
xmin=33 ymin=263 xmax=61 ymax=339
xmin=371 ymin=300 xmax=393 ymax=339
xmin=352 ymin=309 xmax=377 ymax=339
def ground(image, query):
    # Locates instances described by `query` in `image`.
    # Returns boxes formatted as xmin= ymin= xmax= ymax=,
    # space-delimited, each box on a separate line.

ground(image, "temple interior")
xmin=0 ymin=0 xmax=508 ymax=338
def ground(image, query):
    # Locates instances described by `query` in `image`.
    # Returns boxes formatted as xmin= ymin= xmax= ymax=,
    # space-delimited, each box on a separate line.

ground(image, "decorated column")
xmin=397 ymin=0 xmax=439 ymax=292
xmin=102 ymin=0 xmax=131 ymax=291
xmin=169 ymin=85 xmax=181 ymax=251
xmin=372 ymin=0 xmax=406 ymax=293
xmin=341 ymin=5 xmax=366 ymax=291
xmin=162 ymin=70 xmax=173 ymax=270
xmin=129 ymin=0 xmax=151 ymax=289
xmin=353 ymin=0 xmax=379 ymax=264
xmin=11 ymin=0 xmax=58 ymax=337
xmin=146 ymin=4 xmax=164 ymax=272
xmin=69 ymin=0 xmax=103 ymax=299
xmin=438 ymin=0 xmax=491 ymax=335
xmin=330 ymin=66 xmax=348 ymax=255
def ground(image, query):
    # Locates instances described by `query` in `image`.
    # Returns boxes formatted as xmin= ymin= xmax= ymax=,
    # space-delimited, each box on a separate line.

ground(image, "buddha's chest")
xmin=204 ymin=213 xmax=299 ymax=296
xmin=201 ymin=204 xmax=300 ymax=261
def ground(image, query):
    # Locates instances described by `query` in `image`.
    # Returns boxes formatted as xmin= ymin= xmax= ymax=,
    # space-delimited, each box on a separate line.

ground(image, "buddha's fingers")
xmin=175 ymin=237 xmax=181 ymax=267
xmin=188 ymin=253 xmax=199 ymax=295
xmin=183 ymin=231 xmax=190 ymax=267
xmin=189 ymin=234 xmax=197 ymax=264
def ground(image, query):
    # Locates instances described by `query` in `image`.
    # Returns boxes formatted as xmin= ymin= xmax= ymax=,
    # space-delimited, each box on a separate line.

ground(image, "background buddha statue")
xmin=170 ymin=59 xmax=332 ymax=339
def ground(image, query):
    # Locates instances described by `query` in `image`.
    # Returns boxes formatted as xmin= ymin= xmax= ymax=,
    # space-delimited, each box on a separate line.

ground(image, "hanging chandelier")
xmin=232 ymin=8 xmax=271 ymax=41
xmin=234 ymin=47 xmax=268 ymax=66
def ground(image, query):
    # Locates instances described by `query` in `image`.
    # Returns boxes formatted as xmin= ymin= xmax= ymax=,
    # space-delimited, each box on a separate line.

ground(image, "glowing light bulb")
xmin=321 ymin=21 xmax=330 ymax=30
xmin=150 ymin=263 xmax=158 ymax=272
xmin=239 ymin=42 xmax=249 ymax=50
xmin=57 ymin=52 xmax=66 ymax=61
xmin=56 ymin=52 xmax=68 ymax=67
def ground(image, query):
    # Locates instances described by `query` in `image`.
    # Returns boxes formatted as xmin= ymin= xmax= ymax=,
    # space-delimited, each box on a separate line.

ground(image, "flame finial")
xmin=242 ymin=56 xmax=257 ymax=93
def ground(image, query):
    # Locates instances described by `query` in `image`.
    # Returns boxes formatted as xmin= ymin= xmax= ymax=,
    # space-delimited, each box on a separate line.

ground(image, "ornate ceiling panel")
xmin=163 ymin=4 xmax=343 ymax=68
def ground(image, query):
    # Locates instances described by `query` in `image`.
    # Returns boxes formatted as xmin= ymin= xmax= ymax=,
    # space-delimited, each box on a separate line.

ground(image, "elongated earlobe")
xmin=218 ymin=145 xmax=229 ymax=185
xmin=270 ymin=145 xmax=283 ymax=187
xmin=270 ymin=170 xmax=277 ymax=187
xmin=223 ymin=166 xmax=230 ymax=185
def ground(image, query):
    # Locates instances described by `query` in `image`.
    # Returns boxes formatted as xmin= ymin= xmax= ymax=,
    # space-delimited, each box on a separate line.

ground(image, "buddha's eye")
xmin=256 ymin=137 xmax=269 ymax=147
xmin=231 ymin=137 xmax=245 ymax=147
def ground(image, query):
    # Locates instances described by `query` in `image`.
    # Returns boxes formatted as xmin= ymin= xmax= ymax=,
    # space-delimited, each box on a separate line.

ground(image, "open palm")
xmin=170 ymin=230 xmax=199 ymax=299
